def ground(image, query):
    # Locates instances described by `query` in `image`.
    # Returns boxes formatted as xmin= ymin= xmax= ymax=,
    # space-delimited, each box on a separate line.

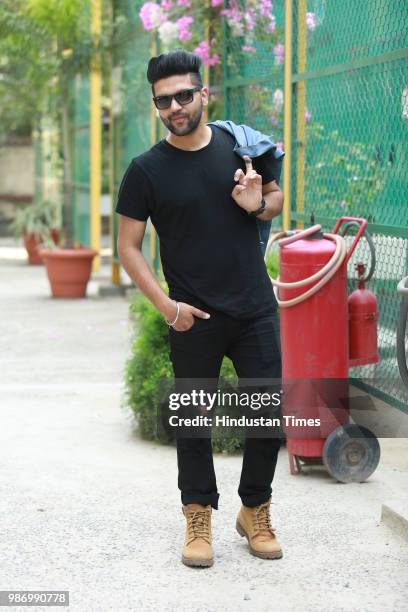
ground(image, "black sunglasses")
xmin=153 ymin=86 xmax=202 ymax=110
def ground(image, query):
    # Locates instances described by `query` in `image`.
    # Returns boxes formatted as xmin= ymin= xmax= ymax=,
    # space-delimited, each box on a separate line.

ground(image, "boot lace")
xmin=253 ymin=501 xmax=276 ymax=535
xmin=186 ymin=509 xmax=211 ymax=544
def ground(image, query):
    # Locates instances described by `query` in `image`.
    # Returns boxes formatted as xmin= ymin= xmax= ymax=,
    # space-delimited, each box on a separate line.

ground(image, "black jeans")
xmin=168 ymin=307 xmax=282 ymax=510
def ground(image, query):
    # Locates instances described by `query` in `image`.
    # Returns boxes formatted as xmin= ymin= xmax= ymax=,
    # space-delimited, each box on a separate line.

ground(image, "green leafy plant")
xmin=0 ymin=0 xmax=111 ymax=247
xmin=305 ymin=121 xmax=387 ymax=222
xmin=265 ymin=249 xmax=279 ymax=279
xmin=124 ymin=290 xmax=174 ymax=441
xmin=9 ymin=199 xmax=61 ymax=245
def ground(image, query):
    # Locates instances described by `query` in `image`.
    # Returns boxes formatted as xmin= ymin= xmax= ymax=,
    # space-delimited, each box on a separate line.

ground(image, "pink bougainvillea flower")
xmin=139 ymin=2 xmax=165 ymax=30
xmin=306 ymin=11 xmax=317 ymax=30
xmin=266 ymin=14 xmax=276 ymax=32
xmin=177 ymin=15 xmax=193 ymax=28
xmin=211 ymin=0 xmax=224 ymax=6
xmin=273 ymin=43 xmax=284 ymax=65
xmin=161 ymin=0 xmax=173 ymax=10
xmin=221 ymin=6 xmax=245 ymax=37
xmin=242 ymin=45 xmax=256 ymax=54
xmin=177 ymin=0 xmax=191 ymax=6
xmin=194 ymin=41 xmax=219 ymax=66
xmin=177 ymin=15 xmax=193 ymax=42
xmin=244 ymin=8 xmax=257 ymax=31
xmin=220 ymin=7 xmax=241 ymax=21
xmin=260 ymin=0 xmax=273 ymax=18
xmin=179 ymin=28 xmax=193 ymax=39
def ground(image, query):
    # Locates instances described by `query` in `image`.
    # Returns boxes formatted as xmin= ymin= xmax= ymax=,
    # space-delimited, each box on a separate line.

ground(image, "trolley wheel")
xmin=322 ymin=424 xmax=380 ymax=483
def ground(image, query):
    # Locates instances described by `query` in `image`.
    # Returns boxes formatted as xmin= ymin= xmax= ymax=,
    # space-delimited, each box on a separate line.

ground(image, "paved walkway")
xmin=0 ymin=241 xmax=407 ymax=612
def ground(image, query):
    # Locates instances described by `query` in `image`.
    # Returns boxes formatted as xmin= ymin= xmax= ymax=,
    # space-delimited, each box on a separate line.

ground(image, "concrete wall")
xmin=0 ymin=143 xmax=34 ymax=197
xmin=0 ymin=142 xmax=34 ymax=237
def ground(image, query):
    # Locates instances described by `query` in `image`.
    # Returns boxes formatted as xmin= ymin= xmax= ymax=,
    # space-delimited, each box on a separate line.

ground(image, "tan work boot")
xmin=236 ymin=498 xmax=283 ymax=559
xmin=182 ymin=503 xmax=213 ymax=568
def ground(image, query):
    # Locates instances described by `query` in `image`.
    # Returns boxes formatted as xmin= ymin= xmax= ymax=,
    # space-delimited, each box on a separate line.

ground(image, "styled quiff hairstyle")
xmin=147 ymin=49 xmax=203 ymax=93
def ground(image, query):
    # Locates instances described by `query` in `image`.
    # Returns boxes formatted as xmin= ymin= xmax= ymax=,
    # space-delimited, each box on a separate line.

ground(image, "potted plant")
xmin=39 ymin=230 xmax=98 ymax=299
xmin=9 ymin=199 xmax=61 ymax=265
xmin=22 ymin=0 xmax=99 ymax=298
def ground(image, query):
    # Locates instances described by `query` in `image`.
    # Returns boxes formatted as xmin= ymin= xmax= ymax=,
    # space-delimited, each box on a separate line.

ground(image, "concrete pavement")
xmin=0 ymin=240 xmax=407 ymax=612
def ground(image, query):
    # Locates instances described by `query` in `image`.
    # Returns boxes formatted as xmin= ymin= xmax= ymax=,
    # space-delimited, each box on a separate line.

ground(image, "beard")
xmin=161 ymin=101 xmax=203 ymax=136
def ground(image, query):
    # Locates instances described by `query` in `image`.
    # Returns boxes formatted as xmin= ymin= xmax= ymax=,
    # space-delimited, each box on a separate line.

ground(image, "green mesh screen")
xmin=33 ymin=122 xmax=55 ymax=206
xmin=291 ymin=0 xmax=408 ymax=410
xmin=40 ymin=117 xmax=62 ymax=218
xmin=222 ymin=0 xmax=285 ymax=230
xmin=33 ymin=96 xmax=63 ymax=220
xmin=71 ymin=73 xmax=90 ymax=246
xmin=33 ymin=47 xmax=90 ymax=246
xmin=111 ymin=0 xmax=157 ymax=270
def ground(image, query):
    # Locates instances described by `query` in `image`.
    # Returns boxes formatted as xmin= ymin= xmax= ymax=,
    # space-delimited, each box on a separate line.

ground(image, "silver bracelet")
xmin=166 ymin=301 xmax=180 ymax=328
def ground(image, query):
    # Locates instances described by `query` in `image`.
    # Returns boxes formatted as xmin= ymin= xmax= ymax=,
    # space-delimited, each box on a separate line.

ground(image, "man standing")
xmin=115 ymin=49 xmax=284 ymax=568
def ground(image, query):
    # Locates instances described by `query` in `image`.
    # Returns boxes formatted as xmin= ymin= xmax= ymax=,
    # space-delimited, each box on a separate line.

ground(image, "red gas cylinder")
xmin=348 ymin=262 xmax=379 ymax=366
xmin=279 ymin=229 xmax=350 ymax=459
xmin=268 ymin=217 xmax=380 ymax=480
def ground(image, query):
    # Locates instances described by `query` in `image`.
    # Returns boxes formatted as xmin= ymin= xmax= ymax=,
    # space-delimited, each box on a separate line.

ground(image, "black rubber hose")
xmin=340 ymin=221 xmax=376 ymax=282
xmin=397 ymin=278 xmax=408 ymax=388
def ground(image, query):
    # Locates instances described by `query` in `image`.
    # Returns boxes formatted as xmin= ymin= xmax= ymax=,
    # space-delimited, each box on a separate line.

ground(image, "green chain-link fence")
xmin=109 ymin=0 xmax=407 ymax=410
xmin=222 ymin=0 xmax=285 ymax=229
xmin=290 ymin=0 xmax=408 ymax=410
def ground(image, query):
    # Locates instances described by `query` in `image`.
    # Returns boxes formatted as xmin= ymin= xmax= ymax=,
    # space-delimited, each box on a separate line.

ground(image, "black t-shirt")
xmin=115 ymin=123 xmax=279 ymax=318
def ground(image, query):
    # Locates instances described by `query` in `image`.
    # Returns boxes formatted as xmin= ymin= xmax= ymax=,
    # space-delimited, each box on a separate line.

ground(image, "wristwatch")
xmin=248 ymin=197 xmax=267 ymax=217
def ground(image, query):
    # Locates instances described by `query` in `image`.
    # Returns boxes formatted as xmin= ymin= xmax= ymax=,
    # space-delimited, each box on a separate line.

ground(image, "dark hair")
xmin=147 ymin=49 xmax=203 ymax=92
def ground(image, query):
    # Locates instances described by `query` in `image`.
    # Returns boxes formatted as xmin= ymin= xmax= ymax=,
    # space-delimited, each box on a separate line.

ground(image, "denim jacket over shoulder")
xmin=207 ymin=120 xmax=285 ymax=256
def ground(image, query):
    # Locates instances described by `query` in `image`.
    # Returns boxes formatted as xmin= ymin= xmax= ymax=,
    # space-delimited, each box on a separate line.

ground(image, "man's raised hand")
xmin=231 ymin=155 xmax=263 ymax=213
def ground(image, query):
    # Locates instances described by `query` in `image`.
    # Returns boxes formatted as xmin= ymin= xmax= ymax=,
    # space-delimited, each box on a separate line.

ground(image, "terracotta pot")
xmin=23 ymin=232 xmax=44 ymax=265
xmin=23 ymin=230 xmax=61 ymax=265
xmin=39 ymin=247 xmax=98 ymax=298
xmin=50 ymin=228 xmax=61 ymax=245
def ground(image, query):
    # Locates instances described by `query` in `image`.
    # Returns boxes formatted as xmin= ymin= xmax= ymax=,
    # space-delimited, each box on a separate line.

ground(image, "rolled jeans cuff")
xmin=181 ymin=491 xmax=220 ymax=510
xmin=239 ymin=490 xmax=272 ymax=508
